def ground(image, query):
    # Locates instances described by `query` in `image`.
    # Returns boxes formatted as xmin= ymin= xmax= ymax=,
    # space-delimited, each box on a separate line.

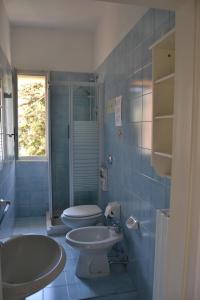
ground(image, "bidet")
xmin=66 ymin=226 xmax=123 ymax=278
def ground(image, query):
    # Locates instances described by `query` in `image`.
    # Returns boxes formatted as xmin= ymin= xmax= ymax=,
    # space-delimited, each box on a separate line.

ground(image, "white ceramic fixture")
xmin=66 ymin=226 xmax=123 ymax=278
xmin=1 ymin=234 xmax=66 ymax=300
xmin=61 ymin=205 xmax=103 ymax=229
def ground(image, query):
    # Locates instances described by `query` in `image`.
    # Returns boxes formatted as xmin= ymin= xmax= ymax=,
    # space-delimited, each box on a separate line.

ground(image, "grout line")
xmin=82 ymin=290 xmax=138 ymax=300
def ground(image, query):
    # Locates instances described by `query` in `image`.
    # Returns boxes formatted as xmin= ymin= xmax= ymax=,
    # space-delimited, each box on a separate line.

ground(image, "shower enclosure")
xmin=69 ymin=83 xmax=99 ymax=207
xmin=47 ymin=78 xmax=100 ymax=232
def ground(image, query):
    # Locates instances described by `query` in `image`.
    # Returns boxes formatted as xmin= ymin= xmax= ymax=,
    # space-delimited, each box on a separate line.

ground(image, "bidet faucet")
xmin=111 ymin=223 xmax=122 ymax=234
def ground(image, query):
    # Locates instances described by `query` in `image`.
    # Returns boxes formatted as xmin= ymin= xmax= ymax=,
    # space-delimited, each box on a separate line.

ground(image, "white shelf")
xmin=154 ymin=114 xmax=174 ymax=120
xmin=151 ymin=29 xmax=175 ymax=177
xmin=149 ymin=29 xmax=175 ymax=50
xmin=155 ymin=73 xmax=175 ymax=84
xmin=154 ymin=152 xmax=172 ymax=159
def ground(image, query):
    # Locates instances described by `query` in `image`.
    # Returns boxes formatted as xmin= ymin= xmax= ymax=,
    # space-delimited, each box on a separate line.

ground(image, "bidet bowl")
xmin=66 ymin=226 xmax=123 ymax=251
xmin=66 ymin=226 xmax=123 ymax=278
xmin=1 ymin=234 xmax=66 ymax=300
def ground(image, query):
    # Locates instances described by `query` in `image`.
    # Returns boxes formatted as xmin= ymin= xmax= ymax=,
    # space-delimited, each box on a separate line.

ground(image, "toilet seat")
xmin=61 ymin=205 xmax=103 ymax=229
xmin=63 ymin=205 xmax=102 ymax=218
xmin=62 ymin=213 xmax=102 ymax=220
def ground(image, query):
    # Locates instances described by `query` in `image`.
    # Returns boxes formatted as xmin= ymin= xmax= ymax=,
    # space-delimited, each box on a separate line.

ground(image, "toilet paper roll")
xmin=104 ymin=202 xmax=120 ymax=218
xmin=104 ymin=205 xmax=112 ymax=218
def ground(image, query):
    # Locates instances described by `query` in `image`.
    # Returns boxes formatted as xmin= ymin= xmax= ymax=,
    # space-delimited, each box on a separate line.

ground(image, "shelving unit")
xmin=154 ymin=114 xmax=174 ymax=120
xmin=150 ymin=29 xmax=175 ymax=177
xmin=155 ymin=73 xmax=175 ymax=84
xmin=154 ymin=152 xmax=172 ymax=159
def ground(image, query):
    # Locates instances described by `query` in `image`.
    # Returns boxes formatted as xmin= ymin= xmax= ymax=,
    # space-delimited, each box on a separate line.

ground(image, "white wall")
xmin=164 ymin=0 xmax=196 ymax=299
xmin=0 ymin=0 xmax=11 ymax=63
xmin=94 ymin=3 xmax=147 ymax=68
xmin=11 ymin=4 xmax=147 ymax=72
xmin=11 ymin=26 xmax=94 ymax=72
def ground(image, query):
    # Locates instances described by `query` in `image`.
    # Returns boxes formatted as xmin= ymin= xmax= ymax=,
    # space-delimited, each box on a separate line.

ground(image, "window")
xmin=17 ymin=74 xmax=47 ymax=158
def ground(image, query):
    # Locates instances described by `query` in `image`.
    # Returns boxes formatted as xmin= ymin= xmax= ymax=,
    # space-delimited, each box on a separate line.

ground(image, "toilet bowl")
xmin=61 ymin=205 xmax=103 ymax=229
xmin=66 ymin=226 xmax=123 ymax=278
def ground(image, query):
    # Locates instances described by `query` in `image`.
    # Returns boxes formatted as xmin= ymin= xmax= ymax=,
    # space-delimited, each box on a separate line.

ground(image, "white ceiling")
xmin=3 ymin=0 xmax=108 ymax=31
xmin=4 ymin=0 xmax=185 ymax=32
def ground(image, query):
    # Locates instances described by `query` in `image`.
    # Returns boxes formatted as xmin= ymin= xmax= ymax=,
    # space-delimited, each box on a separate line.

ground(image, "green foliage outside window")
xmin=18 ymin=77 xmax=46 ymax=156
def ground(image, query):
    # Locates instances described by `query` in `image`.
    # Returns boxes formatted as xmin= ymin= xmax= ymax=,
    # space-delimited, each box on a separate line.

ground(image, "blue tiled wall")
xmin=16 ymin=161 xmax=49 ymax=217
xmin=96 ymin=9 xmax=175 ymax=300
xmin=0 ymin=47 xmax=15 ymax=238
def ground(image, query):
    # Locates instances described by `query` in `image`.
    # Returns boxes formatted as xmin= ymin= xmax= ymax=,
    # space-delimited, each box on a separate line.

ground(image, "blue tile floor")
xmin=12 ymin=217 xmax=138 ymax=300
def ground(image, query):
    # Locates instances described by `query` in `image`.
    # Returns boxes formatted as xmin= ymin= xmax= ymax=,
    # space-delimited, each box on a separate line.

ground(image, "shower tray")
xmin=46 ymin=210 xmax=69 ymax=236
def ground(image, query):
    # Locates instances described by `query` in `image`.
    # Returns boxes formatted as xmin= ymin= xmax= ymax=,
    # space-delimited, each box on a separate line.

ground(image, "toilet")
xmin=61 ymin=205 xmax=103 ymax=229
xmin=66 ymin=226 xmax=123 ymax=278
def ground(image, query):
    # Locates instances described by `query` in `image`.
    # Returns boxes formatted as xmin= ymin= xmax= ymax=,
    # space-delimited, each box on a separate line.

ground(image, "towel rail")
xmin=0 ymin=199 xmax=11 ymax=226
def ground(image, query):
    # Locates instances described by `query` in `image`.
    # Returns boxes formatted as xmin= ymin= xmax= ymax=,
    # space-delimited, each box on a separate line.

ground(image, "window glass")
xmin=17 ymin=75 xmax=46 ymax=158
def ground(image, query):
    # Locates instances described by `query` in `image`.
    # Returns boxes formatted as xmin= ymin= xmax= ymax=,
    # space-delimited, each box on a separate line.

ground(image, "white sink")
xmin=1 ymin=234 xmax=66 ymax=300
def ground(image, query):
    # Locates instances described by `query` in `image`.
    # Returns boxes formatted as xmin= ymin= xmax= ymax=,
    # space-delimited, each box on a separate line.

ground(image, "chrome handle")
xmin=6 ymin=133 xmax=15 ymax=138
xmin=0 ymin=199 xmax=11 ymax=226
xmin=6 ymin=128 xmax=15 ymax=140
xmin=126 ymin=216 xmax=139 ymax=230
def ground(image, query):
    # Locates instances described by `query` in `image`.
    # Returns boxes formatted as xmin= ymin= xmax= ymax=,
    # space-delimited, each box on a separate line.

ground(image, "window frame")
xmin=0 ymin=77 xmax=5 ymax=168
xmin=15 ymin=71 xmax=49 ymax=161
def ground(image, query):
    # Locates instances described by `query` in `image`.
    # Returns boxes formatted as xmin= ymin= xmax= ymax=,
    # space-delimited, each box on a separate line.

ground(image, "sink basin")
xmin=1 ymin=234 xmax=66 ymax=300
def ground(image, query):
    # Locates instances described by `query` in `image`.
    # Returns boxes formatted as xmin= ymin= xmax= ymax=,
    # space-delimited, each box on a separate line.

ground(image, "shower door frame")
xmin=48 ymin=79 xmax=102 ymax=219
xmin=69 ymin=81 xmax=101 ymax=208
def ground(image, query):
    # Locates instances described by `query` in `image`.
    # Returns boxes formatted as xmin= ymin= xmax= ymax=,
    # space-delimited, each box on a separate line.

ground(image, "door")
xmin=69 ymin=83 xmax=99 ymax=207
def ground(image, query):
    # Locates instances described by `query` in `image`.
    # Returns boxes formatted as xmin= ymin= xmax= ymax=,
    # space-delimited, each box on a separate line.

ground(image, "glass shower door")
xmin=70 ymin=84 xmax=99 ymax=207
xmin=50 ymin=83 xmax=70 ymax=215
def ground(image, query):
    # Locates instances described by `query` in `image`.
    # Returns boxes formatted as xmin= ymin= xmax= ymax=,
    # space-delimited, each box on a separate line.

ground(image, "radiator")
xmin=153 ymin=209 xmax=170 ymax=300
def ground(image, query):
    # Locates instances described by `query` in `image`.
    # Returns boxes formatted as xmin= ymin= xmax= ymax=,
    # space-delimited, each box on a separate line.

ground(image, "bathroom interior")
xmin=0 ymin=0 xmax=198 ymax=300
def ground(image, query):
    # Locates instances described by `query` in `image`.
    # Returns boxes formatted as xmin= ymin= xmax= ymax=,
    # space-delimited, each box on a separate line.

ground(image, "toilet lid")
xmin=63 ymin=205 xmax=102 ymax=218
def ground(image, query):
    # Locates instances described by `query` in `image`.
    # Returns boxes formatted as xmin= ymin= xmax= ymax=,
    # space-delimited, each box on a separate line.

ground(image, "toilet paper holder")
xmin=126 ymin=216 xmax=139 ymax=230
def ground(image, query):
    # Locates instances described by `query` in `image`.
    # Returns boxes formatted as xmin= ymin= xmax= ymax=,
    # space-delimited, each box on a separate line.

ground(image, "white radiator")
xmin=153 ymin=209 xmax=170 ymax=300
